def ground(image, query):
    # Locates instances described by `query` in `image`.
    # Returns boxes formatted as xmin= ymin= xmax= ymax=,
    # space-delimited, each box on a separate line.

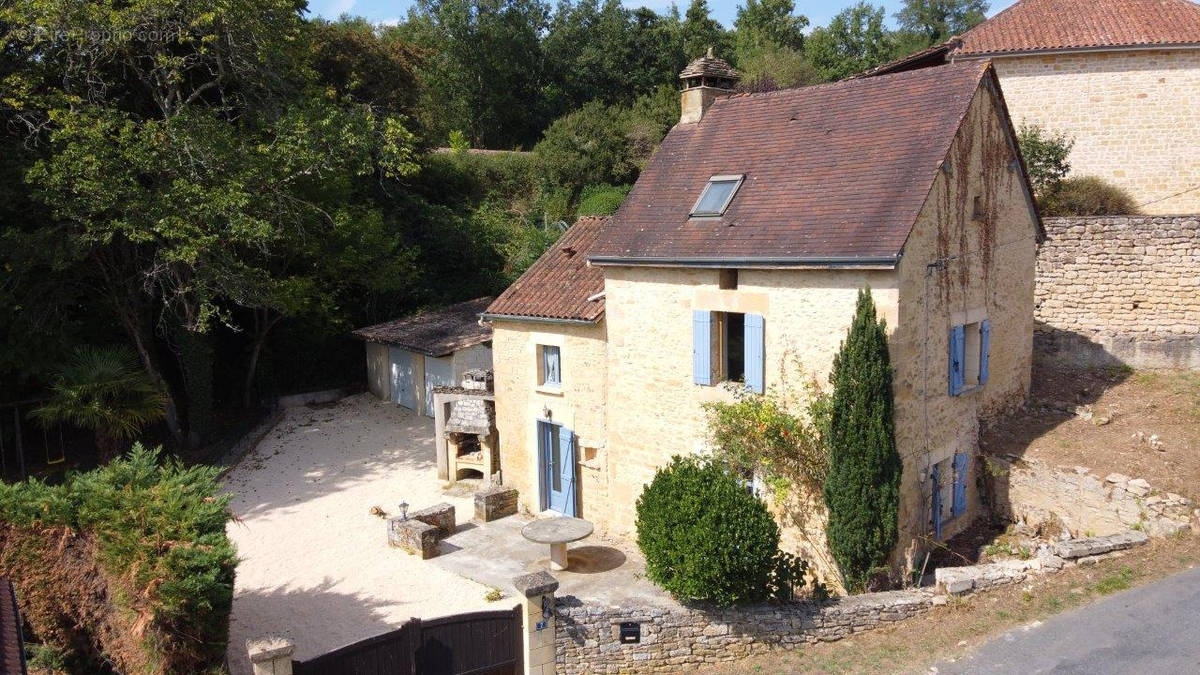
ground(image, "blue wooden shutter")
xmin=693 ymin=310 xmax=713 ymax=386
xmin=948 ymin=325 xmax=965 ymax=396
xmin=952 ymin=453 xmax=970 ymax=517
xmin=979 ymin=320 xmax=992 ymax=386
xmin=558 ymin=426 xmax=577 ymax=517
xmin=744 ymin=314 xmax=765 ymax=394
xmin=931 ymin=463 xmax=942 ymax=540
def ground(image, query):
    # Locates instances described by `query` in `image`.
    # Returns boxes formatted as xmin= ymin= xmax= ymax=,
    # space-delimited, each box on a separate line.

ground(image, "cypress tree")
xmin=823 ymin=287 xmax=902 ymax=591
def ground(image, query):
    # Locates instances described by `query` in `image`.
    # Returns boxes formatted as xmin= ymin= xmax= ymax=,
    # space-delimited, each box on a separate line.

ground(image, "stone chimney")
xmin=679 ymin=47 xmax=741 ymax=124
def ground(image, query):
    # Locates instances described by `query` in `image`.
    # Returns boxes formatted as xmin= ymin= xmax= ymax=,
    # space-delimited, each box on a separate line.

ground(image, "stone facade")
xmin=411 ymin=503 xmax=456 ymax=537
xmin=986 ymin=454 xmax=1194 ymax=537
xmin=554 ymin=590 xmax=934 ymax=673
xmin=491 ymin=320 xmax=610 ymax=521
xmin=491 ymin=82 xmax=1039 ymax=583
xmin=983 ymin=48 xmax=1200 ymax=214
xmin=1034 ymin=215 xmax=1200 ymax=369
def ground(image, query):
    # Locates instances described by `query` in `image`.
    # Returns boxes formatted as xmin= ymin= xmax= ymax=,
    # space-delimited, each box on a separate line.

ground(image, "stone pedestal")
xmin=549 ymin=542 xmax=568 ymax=571
xmin=388 ymin=517 xmax=439 ymax=559
xmin=475 ymin=485 xmax=519 ymax=522
xmin=513 ymin=571 xmax=559 ymax=675
xmin=247 ymin=636 xmax=294 ymax=675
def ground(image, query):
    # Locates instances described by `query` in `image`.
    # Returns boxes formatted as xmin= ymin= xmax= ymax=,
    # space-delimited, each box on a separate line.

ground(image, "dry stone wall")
xmin=555 ymin=590 xmax=933 ymax=673
xmin=986 ymin=454 xmax=1194 ymax=538
xmin=1035 ymin=216 xmax=1200 ymax=369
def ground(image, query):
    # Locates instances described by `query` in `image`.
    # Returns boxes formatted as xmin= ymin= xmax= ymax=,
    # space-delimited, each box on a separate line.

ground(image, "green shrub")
xmin=636 ymin=455 xmax=781 ymax=605
xmin=0 ymin=444 xmax=236 ymax=673
xmin=823 ymin=288 xmax=901 ymax=592
xmin=1017 ymin=123 xmax=1074 ymax=198
xmin=1040 ymin=175 xmax=1140 ymax=216
xmin=576 ymin=184 xmax=630 ymax=216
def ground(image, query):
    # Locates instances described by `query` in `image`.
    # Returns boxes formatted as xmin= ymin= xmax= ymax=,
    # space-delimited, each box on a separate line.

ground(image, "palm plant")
xmin=32 ymin=346 xmax=167 ymax=462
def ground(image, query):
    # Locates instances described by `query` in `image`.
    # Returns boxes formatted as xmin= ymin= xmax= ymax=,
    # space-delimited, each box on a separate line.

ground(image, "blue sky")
xmin=306 ymin=0 xmax=1017 ymax=30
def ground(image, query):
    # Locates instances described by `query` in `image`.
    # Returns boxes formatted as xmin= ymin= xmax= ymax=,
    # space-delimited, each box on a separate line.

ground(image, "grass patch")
xmin=1093 ymin=566 xmax=1138 ymax=595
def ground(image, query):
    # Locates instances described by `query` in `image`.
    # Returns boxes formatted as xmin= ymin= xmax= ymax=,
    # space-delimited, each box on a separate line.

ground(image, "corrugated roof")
xmin=590 ymin=62 xmax=992 ymax=265
xmin=956 ymin=0 xmax=1200 ymax=55
xmin=484 ymin=217 xmax=606 ymax=322
xmin=354 ymin=298 xmax=493 ymax=356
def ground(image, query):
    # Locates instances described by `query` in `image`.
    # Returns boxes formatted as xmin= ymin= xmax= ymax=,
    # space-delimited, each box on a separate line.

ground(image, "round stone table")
xmin=521 ymin=517 xmax=594 ymax=571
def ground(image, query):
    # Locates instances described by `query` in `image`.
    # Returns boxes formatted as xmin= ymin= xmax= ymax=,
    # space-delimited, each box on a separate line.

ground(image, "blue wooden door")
xmin=539 ymin=421 xmax=577 ymax=516
xmin=389 ymin=347 xmax=416 ymax=409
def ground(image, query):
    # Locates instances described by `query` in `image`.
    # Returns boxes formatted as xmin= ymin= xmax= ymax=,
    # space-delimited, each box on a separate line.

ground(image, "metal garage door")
xmin=424 ymin=356 xmax=454 ymax=417
xmin=389 ymin=347 xmax=416 ymax=410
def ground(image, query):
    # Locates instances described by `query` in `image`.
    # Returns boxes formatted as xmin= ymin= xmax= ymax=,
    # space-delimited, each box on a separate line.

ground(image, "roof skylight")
xmin=691 ymin=175 xmax=744 ymax=217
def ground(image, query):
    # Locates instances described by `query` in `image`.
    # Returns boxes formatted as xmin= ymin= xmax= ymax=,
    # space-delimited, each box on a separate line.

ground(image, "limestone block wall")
xmin=490 ymin=320 xmax=610 ymax=524
xmin=1034 ymin=216 xmax=1200 ymax=369
xmin=987 ymin=49 xmax=1200 ymax=214
xmin=891 ymin=84 xmax=1039 ymax=552
xmin=555 ymin=590 xmax=933 ymax=673
xmin=986 ymin=454 xmax=1194 ymax=538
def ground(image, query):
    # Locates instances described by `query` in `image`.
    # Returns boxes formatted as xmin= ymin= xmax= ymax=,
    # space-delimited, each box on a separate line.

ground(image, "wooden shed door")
xmin=389 ymin=347 xmax=416 ymax=410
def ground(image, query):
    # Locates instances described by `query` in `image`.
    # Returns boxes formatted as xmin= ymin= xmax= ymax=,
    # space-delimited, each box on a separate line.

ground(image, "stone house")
xmin=354 ymin=297 xmax=494 ymax=418
xmin=870 ymin=0 xmax=1200 ymax=214
xmin=484 ymin=56 xmax=1042 ymax=580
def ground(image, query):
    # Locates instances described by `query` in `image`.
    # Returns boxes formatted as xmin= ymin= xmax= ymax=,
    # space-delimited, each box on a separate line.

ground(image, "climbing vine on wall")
xmin=703 ymin=354 xmax=832 ymax=503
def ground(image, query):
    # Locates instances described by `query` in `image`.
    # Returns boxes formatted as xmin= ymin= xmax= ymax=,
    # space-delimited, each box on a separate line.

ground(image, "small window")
xmin=691 ymin=175 xmax=744 ymax=217
xmin=538 ymin=345 xmax=561 ymax=388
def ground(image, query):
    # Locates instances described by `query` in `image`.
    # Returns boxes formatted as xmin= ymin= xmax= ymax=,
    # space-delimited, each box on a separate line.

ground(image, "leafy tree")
xmin=681 ymin=0 xmax=731 ymax=61
xmin=32 ymin=347 xmax=167 ymax=462
xmin=734 ymin=0 xmax=809 ymax=54
xmin=737 ymin=42 xmax=821 ymax=91
xmin=397 ymin=0 xmax=552 ymax=148
xmin=534 ymin=100 xmax=636 ymax=192
xmin=895 ymin=0 xmax=989 ymax=46
xmin=823 ymin=288 xmax=901 ymax=591
xmin=1017 ymin=123 xmax=1074 ymax=198
xmin=806 ymin=3 xmax=895 ymax=82
xmin=309 ymin=17 xmax=424 ymax=117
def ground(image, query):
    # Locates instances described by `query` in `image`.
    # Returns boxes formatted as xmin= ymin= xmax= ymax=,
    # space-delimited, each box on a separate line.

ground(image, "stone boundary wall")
xmin=986 ymin=454 xmax=1195 ymax=538
xmin=554 ymin=590 xmax=934 ymax=673
xmin=1034 ymin=216 xmax=1200 ymax=369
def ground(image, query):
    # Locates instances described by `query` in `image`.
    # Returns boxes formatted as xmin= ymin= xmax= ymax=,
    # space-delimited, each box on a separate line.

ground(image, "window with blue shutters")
xmin=950 ymin=319 xmax=992 ymax=396
xmin=694 ymin=310 xmax=765 ymax=392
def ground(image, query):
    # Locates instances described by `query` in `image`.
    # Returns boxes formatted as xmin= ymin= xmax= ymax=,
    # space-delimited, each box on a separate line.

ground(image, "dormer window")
xmin=691 ymin=175 xmax=744 ymax=217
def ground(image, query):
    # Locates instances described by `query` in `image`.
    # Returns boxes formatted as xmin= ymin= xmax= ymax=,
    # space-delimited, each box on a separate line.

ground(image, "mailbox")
xmin=619 ymin=622 xmax=641 ymax=644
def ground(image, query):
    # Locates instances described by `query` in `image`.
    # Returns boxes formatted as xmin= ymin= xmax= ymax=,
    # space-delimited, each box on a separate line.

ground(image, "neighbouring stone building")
xmin=870 ymin=0 xmax=1200 ymax=214
xmin=485 ymin=54 xmax=1041 ymax=584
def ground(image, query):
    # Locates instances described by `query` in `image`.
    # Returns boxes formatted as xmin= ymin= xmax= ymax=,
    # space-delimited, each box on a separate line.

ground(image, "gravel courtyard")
xmin=222 ymin=395 xmax=495 ymax=674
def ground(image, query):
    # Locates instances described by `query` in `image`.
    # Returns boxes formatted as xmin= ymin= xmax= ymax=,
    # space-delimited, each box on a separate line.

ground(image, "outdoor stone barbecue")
xmin=442 ymin=370 xmax=500 ymax=483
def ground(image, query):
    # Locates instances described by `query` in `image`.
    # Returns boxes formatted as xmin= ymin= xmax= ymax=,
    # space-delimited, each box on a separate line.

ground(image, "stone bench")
xmin=389 ymin=517 xmax=439 ymax=559
xmin=475 ymin=485 xmax=518 ymax=522
xmin=412 ymin=503 xmax=456 ymax=537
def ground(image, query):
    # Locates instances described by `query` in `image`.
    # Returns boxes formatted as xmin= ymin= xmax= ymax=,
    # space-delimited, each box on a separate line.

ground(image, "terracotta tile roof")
xmin=590 ymin=62 xmax=992 ymax=266
xmin=0 ymin=580 xmax=26 ymax=675
xmin=354 ymin=297 xmax=493 ymax=356
xmin=484 ymin=218 xmax=606 ymax=322
xmin=956 ymin=0 xmax=1200 ymax=56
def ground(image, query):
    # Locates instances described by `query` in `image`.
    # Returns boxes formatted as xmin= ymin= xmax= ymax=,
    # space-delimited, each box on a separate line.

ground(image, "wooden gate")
xmin=293 ymin=605 xmax=523 ymax=675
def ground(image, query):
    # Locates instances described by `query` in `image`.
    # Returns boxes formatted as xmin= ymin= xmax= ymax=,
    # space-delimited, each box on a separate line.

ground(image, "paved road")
xmin=936 ymin=567 xmax=1200 ymax=674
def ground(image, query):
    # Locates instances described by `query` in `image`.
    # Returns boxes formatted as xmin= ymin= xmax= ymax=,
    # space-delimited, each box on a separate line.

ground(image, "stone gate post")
xmin=513 ymin=571 xmax=560 ymax=675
